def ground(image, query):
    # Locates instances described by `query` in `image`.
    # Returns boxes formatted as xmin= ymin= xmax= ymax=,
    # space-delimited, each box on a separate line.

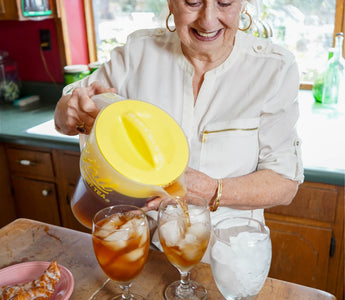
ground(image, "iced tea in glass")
xmin=92 ymin=205 xmax=149 ymax=299
xmin=158 ymin=193 xmax=211 ymax=299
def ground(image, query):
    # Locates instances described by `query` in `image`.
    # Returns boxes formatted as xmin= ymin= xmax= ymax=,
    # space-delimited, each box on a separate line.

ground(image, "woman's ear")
xmin=167 ymin=0 xmax=173 ymax=13
xmin=241 ymin=0 xmax=248 ymax=13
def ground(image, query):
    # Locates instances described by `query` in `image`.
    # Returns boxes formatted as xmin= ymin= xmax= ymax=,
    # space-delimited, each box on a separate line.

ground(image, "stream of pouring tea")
xmin=163 ymin=180 xmax=191 ymax=227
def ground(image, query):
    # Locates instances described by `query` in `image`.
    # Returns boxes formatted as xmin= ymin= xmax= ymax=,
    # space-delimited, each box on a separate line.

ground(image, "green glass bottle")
xmin=321 ymin=32 xmax=345 ymax=112
xmin=312 ymin=49 xmax=334 ymax=103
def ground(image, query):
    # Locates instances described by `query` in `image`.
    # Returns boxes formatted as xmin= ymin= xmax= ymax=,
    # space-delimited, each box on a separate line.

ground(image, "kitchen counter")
xmin=0 ymin=90 xmax=344 ymax=186
xmin=0 ymin=218 xmax=337 ymax=299
xmin=0 ymin=101 xmax=79 ymax=151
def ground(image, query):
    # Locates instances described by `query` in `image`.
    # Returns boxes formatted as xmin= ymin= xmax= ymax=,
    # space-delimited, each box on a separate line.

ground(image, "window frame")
xmin=83 ymin=0 xmax=345 ymax=90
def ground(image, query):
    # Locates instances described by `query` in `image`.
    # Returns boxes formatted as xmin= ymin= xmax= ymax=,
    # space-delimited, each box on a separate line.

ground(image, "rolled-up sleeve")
xmin=257 ymin=57 xmax=304 ymax=184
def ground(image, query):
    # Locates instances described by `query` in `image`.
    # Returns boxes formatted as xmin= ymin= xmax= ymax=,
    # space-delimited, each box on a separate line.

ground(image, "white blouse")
xmin=64 ymin=28 xmax=304 ymax=224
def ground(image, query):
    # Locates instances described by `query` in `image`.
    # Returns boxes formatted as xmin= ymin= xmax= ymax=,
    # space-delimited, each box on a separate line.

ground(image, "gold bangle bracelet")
xmin=211 ymin=179 xmax=222 ymax=212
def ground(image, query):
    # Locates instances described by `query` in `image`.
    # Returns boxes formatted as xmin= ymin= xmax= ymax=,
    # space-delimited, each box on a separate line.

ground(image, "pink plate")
xmin=0 ymin=261 xmax=74 ymax=299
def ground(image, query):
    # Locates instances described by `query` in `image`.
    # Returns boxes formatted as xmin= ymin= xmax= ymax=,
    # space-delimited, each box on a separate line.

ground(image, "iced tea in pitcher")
xmin=71 ymin=177 xmax=150 ymax=229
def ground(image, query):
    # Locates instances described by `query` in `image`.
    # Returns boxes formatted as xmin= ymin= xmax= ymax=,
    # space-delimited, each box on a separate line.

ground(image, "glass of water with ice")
xmin=210 ymin=217 xmax=272 ymax=300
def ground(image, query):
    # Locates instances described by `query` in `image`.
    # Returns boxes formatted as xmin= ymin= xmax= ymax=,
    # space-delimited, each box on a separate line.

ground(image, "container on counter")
xmin=321 ymin=32 xmax=345 ymax=112
xmin=0 ymin=51 xmax=21 ymax=103
xmin=63 ymin=64 xmax=91 ymax=86
xmin=88 ymin=61 xmax=103 ymax=73
xmin=312 ymin=48 xmax=335 ymax=103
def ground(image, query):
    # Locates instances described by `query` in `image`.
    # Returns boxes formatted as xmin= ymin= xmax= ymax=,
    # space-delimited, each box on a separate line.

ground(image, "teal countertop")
xmin=0 ymin=101 xmax=79 ymax=151
xmin=0 ymin=89 xmax=344 ymax=186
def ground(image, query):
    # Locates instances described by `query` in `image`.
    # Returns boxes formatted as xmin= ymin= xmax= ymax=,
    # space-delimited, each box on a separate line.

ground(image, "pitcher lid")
xmin=95 ymin=100 xmax=189 ymax=186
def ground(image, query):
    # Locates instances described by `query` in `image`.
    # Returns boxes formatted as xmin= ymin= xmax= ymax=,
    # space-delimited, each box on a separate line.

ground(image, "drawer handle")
xmin=16 ymin=159 xmax=36 ymax=166
xmin=42 ymin=189 xmax=50 ymax=196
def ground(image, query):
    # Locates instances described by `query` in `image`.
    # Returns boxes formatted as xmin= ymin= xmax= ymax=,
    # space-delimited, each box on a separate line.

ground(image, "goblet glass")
xmin=210 ymin=217 xmax=272 ymax=300
xmin=158 ymin=193 xmax=211 ymax=299
xmin=92 ymin=205 xmax=150 ymax=300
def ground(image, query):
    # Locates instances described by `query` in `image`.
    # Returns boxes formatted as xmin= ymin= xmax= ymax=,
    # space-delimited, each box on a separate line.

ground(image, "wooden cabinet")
xmin=5 ymin=144 xmax=61 ymax=226
xmin=0 ymin=143 xmax=16 ymax=227
xmin=3 ymin=143 xmax=89 ymax=232
xmin=11 ymin=176 xmax=60 ymax=225
xmin=6 ymin=147 xmax=55 ymax=180
xmin=265 ymin=182 xmax=344 ymax=300
xmin=0 ymin=0 xmax=55 ymax=21
xmin=54 ymin=150 xmax=89 ymax=233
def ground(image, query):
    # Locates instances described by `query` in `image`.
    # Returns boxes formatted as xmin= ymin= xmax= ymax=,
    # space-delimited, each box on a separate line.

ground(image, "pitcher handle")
xmin=78 ymin=92 xmax=127 ymax=151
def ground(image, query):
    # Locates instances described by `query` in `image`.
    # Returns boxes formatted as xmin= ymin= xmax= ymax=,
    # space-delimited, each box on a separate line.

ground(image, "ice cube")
xmin=105 ymin=229 xmax=129 ymax=241
xmin=121 ymin=218 xmax=138 ymax=230
xmin=94 ymin=215 xmax=123 ymax=238
xmin=138 ymin=229 xmax=148 ymax=247
xmin=182 ymin=233 xmax=197 ymax=244
xmin=159 ymin=219 xmax=186 ymax=247
xmin=94 ymin=228 xmax=111 ymax=239
xmin=125 ymin=247 xmax=145 ymax=262
xmin=135 ymin=220 xmax=148 ymax=236
xmin=186 ymin=222 xmax=208 ymax=240
xmin=181 ymin=241 xmax=202 ymax=261
xmin=211 ymin=231 xmax=271 ymax=298
xmin=104 ymin=215 xmax=122 ymax=229
xmin=211 ymin=241 xmax=243 ymax=296
xmin=106 ymin=239 xmax=127 ymax=251
xmin=188 ymin=205 xmax=205 ymax=218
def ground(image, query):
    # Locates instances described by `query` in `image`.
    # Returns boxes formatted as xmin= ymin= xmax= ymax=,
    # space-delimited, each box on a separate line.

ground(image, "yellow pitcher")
xmin=71 ymin=93 xmax=189 ymax=229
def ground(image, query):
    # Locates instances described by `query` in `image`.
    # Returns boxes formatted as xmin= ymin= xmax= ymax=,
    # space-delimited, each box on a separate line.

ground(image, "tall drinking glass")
xmin=158 ymin=193 xmax=211 ymax=299
xmin=210 ymin=217 xmax=272 ymax=300
xmin=92 ymin=205 xmax=150 ymax=300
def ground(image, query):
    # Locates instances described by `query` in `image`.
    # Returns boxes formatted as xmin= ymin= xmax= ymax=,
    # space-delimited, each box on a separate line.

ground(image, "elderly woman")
xmin=55 ymin=0 xmax=303 ymax=226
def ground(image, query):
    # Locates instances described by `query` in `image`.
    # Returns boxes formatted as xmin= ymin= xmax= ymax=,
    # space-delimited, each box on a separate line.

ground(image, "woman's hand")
xmin=184 ymin=167 xmax=218 ymax=204
xmin=145 ymin=167 xmax=218 ymax=210
xmin=54 ymin=81 xmax=116 ymax=135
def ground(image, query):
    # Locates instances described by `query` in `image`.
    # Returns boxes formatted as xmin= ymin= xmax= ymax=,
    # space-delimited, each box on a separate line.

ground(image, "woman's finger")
xmin=145 ymin=197 xmax=162 ymax=211
xmin=88 ymin=81 xmax=117 ymax=97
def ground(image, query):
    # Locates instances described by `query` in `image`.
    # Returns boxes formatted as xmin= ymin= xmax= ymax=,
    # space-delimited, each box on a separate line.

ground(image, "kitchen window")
xmin=84 ymin=0 xmax=344 ymax=89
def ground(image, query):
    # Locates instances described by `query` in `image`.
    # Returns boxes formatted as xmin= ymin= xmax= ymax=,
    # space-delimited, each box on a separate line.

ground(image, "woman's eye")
xmin=186 ymin=1 xmax=201 ymax=7
xmin=218 ymin=1 xmax=232 ymax=7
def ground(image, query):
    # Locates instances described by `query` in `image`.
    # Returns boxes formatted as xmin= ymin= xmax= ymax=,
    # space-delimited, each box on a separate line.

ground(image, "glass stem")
xmin=179 ymin=270 xmax=191 ymax=290
xmin=119 ymin=283 xmax=132 ymax=300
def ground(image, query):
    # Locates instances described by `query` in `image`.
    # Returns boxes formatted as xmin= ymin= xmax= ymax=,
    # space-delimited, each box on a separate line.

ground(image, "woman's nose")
xmin=198 ymin=5 xmax=218 ymax=28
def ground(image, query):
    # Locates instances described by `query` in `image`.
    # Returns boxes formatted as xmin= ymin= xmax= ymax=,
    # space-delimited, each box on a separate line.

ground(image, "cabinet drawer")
xmin=266 ymin=182 xmax=338 ymax=223
xmin=6 ymin=147 xmax=54 ymax=179
xmin=12 ymin=176 xmax=60 ymax=226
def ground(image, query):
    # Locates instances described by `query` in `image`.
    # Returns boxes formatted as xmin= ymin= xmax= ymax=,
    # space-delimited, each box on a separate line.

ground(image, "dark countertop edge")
xmin=1 ymin=134 xmax=344 ymax=186
xmin=303 ymin=168 xmax=345 ymax=186
xmin=0 ymin=134 xmax=80 ymax=152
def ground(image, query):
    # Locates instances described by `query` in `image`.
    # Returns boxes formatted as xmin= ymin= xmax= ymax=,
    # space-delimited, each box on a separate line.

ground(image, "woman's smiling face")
xmin=168 ymin=0 xmax=245 ymax=62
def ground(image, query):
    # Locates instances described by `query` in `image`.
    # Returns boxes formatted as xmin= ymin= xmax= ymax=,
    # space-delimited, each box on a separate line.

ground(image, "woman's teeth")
xmin=196 ymin=30 xmax=219 ymax=38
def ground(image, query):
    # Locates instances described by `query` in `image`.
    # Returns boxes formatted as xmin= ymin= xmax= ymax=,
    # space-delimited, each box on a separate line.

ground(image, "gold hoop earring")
xmin=166 ymin=11 xmax=176 ymax=32
xmin=238 ymin=11 xmax=252 ymax=31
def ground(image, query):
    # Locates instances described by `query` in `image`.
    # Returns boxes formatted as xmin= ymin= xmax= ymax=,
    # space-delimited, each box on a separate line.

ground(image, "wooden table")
xmin=0 ymin=219 xmax=336 ymax=299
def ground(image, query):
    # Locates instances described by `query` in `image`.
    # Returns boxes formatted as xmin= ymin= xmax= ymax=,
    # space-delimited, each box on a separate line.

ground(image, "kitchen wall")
xmin=0 ymin=0 xmax=89 ymax=84
xmin=0 ymin=19 xmax=63 ymax=83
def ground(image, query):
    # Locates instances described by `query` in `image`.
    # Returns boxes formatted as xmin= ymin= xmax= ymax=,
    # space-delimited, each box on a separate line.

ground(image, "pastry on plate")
xmin=0 ymin=260 xmax=61 ymax=300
